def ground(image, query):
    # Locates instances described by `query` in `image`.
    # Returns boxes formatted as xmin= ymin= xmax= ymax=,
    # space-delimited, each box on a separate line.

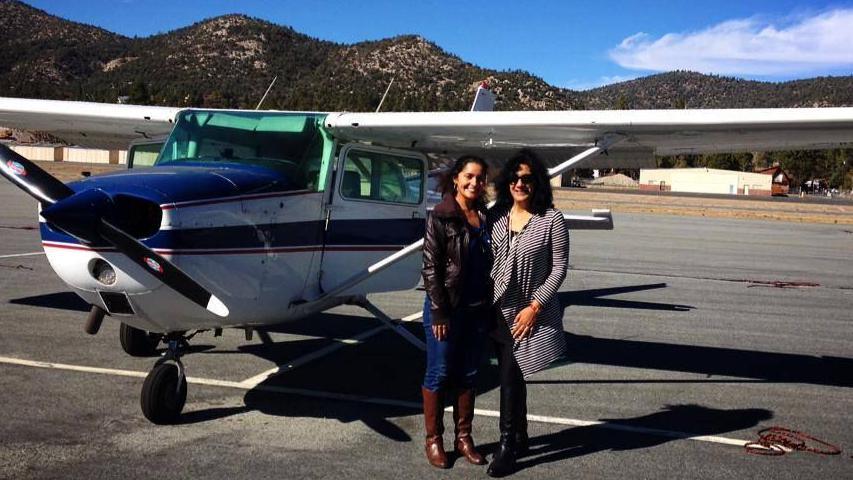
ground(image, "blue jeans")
xmin=422 ymin=295 xmax=488 ymax=392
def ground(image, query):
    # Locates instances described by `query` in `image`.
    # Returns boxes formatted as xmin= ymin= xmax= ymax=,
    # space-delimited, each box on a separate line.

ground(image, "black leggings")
xmin=490 ymin=316 xmax=527 ymax=437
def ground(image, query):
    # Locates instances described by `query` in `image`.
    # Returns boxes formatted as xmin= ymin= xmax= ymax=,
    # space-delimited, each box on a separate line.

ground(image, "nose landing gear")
xmin=141 ymin=333 xmax=188 ymax=424
xmin=119 ymin=322 xmax=161 ymax=357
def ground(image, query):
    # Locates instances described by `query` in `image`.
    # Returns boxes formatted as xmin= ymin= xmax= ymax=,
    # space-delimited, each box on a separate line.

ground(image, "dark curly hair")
xmin=439 ymin=154 xmax=489 ymax=206
xmin=494 ymin=148 xmax=553 ymax=215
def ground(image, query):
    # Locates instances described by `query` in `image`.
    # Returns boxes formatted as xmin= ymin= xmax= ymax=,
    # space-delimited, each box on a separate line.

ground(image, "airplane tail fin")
xmin=470 ymin=82 xmax=495 ymax=112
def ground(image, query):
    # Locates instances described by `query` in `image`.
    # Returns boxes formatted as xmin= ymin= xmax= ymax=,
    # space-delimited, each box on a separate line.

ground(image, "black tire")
xmin=119 ymin=323 xmax=160 ymax=357
xmin=140 ymin=363 xmax=187 ymax=425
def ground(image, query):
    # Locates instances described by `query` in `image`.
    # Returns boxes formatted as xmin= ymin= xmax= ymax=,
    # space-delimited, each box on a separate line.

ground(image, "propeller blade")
xmin=0 ymin=144 xmax=74 ymax=205
xmin=98 ymin=219 xmax=229 ymax=318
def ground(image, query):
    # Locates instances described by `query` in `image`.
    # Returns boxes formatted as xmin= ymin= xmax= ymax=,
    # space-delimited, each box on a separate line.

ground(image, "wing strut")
xmin=356 ymin=298 xmax=426 ymax=350
xmin=547 ymin=134 xmax=624 ymax=231
xmin=279 ymin=239 xmax=428 ymax=351
xmin=547 ymin=133 xmax=626 ymax=178
xmin=323 ymin=239 xmax=424 ymax=300
xmin=284 ymin=239 xmax=425 ymax=325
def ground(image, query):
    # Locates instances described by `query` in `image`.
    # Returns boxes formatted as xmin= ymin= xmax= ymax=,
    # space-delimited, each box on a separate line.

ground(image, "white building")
xmin=639 ymin=168 xmax=774 ymax=196
xmin=8 ymin=144 xmax=127 ymax=165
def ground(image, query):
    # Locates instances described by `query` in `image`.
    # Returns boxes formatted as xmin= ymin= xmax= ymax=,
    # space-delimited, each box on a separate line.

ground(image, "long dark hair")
xmin=439 ymin=154 xmax=489 ymax=205
xmin=494 ymin=148 xmax=553 ymax=215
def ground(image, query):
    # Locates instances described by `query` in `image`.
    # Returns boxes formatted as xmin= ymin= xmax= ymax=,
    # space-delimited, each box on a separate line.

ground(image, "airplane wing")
xmin=0 ymin=97 xmax=179 ymax=150
xmin=4 ymin=96 xmax=853 ymax=166
xmin=325 ymin=108 xmax=853 ymax=168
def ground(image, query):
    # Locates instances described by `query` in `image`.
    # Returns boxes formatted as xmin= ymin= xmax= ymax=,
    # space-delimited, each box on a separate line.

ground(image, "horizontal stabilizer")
xmin=563 ymin=209 xmax=613 ymax=230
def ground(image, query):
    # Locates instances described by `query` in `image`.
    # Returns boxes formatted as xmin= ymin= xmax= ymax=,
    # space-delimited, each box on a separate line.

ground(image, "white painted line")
xmin=0 ymin=354 xmax=761 ymax=449
xmin=401 ymin=311 xmax=423 ymax=322
xmin=0 ymin=251 xmax=45 ymax=259
xmin=239 ymin=324 xmax=389 ymax=387
xmin=0 ymin=356 xmax=149 ymax=379
xmin=471 ymin=409 xmax=751 ymax=447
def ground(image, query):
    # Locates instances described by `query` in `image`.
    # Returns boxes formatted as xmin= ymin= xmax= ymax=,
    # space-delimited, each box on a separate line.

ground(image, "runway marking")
xmin=0 ymin=251 xmax=44 ymax=259
xmin=0 ymin=354 xmax=760 ymax=450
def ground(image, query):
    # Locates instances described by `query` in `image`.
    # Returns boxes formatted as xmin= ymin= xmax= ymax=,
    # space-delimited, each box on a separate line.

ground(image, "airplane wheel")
xmin=119 ymin=322 xmax=160 ymax=357
xmin=140 ymin=363 xmax=187 ymax=425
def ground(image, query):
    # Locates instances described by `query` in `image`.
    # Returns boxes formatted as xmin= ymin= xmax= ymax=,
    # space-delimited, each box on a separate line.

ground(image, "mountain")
xmin=584 ymin=71 xmax=853 ymax=109
xmin=0 ymin=0 xmax=851 ymax=113
xmin=0 ymin=0 xmax=128 ymax=97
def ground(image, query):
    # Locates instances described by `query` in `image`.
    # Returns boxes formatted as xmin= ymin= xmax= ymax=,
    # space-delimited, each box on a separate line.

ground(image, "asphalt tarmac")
xmin=0 ymin=181 xmax=851 ymax=479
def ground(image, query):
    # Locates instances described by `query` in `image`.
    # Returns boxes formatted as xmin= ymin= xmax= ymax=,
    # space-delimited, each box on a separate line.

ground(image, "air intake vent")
xmin=99 ymin=291 xmax=135 ymax=315
xmin=110 ymin=195 xmax=162 ymax=239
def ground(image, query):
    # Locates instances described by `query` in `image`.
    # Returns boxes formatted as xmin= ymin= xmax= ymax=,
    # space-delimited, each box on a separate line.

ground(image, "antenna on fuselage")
xmin=255 ymin=75 xmax=278 ymax=110
xmin=375 ymin=77 xmax=395 ymax=112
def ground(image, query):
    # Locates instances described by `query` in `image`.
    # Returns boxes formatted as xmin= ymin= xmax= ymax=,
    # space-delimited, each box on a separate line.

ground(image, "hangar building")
xmin=639 ymin=168 xmax=781 ymax=196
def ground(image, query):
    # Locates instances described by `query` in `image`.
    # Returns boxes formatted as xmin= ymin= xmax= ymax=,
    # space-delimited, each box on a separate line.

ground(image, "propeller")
xmin=0 ymin=144 xmax=229 ymax=318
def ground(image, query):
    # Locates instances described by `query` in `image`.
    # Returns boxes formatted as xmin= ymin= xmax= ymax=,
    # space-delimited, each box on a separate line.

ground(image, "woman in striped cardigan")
xmin=487 ymin=149 xmax=569 ymax=477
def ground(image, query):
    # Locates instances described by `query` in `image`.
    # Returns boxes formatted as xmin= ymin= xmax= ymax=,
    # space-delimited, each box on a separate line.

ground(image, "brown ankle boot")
xmin=422 ymin=387 xmax=449 ymax=468
xmin=453 ymin=388 xmax=486 ymax=465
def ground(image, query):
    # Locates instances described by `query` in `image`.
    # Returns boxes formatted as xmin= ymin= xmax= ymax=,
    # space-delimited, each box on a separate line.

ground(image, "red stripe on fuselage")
xmin=42 ymin=242 xmax=115 ymax=252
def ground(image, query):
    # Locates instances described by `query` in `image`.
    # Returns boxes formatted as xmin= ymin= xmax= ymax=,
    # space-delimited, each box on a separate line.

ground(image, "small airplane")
xmin=1 ymin=84 xmax=852 ymax=424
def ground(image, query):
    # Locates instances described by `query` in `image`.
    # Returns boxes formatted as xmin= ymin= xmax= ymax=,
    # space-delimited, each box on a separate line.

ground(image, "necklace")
xmin=509 ymin=207 xmax=531 ymax=233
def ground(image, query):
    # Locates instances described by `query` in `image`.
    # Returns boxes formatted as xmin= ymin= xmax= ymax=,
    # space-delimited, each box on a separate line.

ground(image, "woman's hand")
xmin=432 ymin=324 xmax=449 ymax=341
xmin=511 ymin=305 xmax=538 ymax=340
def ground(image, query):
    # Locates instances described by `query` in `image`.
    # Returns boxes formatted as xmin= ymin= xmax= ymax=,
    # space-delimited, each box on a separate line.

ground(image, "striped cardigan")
xmin=489 ymin=206 xmax=569 ymax=377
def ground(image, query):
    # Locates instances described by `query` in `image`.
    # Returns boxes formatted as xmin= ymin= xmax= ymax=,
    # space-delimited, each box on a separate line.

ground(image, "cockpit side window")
xmin=339 ymin=149 xmax=424 ymax=205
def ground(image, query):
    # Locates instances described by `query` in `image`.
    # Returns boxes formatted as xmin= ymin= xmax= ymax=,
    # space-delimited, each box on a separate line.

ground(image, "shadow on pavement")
xmin=542 ymin=333 xmax=853 ymax=388
xmin=481 ymin=404 xmax=773 ymax=469
xmin=9 ymin=291 xmax=89 ymax=312
xmin=558 ymin=283 xmax=694 ymax=311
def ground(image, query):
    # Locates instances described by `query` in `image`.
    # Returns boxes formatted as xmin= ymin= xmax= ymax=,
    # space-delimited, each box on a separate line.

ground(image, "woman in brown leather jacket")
xmin=421 ymin=155 xmax=491 ymax=469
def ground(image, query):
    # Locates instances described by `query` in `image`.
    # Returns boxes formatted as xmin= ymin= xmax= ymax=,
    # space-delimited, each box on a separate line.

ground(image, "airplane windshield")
xmin=156 ymin=110 xmax=332 ymax=191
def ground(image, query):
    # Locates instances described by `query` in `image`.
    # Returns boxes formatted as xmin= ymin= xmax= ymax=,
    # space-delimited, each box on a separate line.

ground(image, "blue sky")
xmin=24 ymin=0 xmax=853 ymax=90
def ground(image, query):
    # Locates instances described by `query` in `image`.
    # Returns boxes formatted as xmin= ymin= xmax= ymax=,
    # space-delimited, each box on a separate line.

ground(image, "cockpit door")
xmin=319 ymin=144 xmax=426 ymax=295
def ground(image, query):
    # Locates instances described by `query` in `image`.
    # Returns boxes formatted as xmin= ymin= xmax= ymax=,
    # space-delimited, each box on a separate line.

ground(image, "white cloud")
xmin=610 ymin=9 xmax=853 ymax=76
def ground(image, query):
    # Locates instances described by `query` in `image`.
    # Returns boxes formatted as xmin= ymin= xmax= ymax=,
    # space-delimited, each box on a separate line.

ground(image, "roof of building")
xmin=755 ymin=166 xmax=791 ymax=183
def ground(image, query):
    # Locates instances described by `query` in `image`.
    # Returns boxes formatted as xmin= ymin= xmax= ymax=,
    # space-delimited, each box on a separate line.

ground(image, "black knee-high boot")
xmin=487 ymin=377 xmax=518 ymax=477
xmin=487 ymin=349 xmax=523 ymax=477
xmin=515 ymin=380 xmax=528 ymax=457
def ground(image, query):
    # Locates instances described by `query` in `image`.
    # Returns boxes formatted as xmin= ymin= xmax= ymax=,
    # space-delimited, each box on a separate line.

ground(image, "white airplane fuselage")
xmin=38 ymin=109 xmax=428 ymax=333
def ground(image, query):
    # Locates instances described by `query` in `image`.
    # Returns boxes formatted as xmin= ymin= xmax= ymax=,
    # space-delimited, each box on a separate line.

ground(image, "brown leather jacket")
xmin=422 ymin=194 xmax=487 ymax=325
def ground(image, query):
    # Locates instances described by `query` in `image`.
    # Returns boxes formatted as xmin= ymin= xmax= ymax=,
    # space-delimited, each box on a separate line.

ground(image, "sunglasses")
xmin=509 ymin=173 xmax=534 ymax=186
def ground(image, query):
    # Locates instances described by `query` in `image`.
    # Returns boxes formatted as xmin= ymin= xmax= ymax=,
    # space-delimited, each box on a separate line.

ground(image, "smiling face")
xmin=509 ymin=162 xmax=533 ymax=205
xmin=453 ymin=161 xmax=487 ymax=203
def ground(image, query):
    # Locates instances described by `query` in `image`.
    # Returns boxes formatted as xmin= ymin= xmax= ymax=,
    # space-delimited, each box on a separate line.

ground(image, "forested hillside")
xmin=0 ymin=0 xmax=850 ymax=188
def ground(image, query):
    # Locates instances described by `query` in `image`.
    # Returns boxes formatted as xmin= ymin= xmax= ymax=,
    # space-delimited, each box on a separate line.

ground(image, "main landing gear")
xmin=140 ymin=333 xmax=189 ymax=424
